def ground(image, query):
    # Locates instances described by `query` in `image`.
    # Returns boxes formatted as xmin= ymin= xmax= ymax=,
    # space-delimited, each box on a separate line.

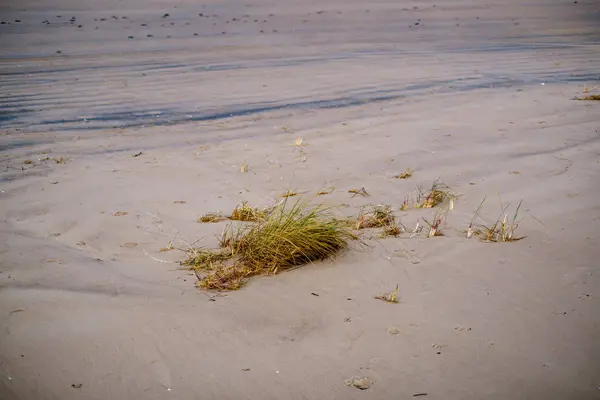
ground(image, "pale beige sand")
xmin=1 ymin=1 xmax=600 ymax=399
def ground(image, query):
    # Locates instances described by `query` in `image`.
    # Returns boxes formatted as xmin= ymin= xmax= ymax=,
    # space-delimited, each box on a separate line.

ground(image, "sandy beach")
xmin=1 ymin=0 xmax=600 ymax=399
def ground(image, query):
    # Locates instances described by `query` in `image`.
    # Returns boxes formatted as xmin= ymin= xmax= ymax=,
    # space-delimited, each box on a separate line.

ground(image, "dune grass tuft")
xmin=394 ymin=168 xmax=413 ymax=179
xmin=348 ymin=187 xmax=369 ymax=197
xmin=418 ymin=180 xmax=454 ymax=208
xmin=230 ymin=202 xmax=268 ymax=222
xmin=374 ymin=284 xmax=399 ymax=303
xmin=400 ymin=180 xmax=455 ymax=210
xmin=196 ymin=262 xmax=249 ymax=291
xmin=574 ymin=95 xmax=600 ymax=101
xmin=183 ymin=248 xmax=233 ymax=268
xmin=467 ymin=197 xmax=525 ymax=242
xmin=233 ymin=199 xmax=354 ymax=275
xmin=317 ymin=187 xmax=335 ymax=196
xmin=198 ymin=212 xmax=228 ymax=223
xmin=423 ymin=209 xmax=447 ymax=238
xmin=356 ymin=204 xmax=395 ymax=229
xmin=184 ymin=199 xmax=355 ymax=290
xmin=281 ymin=189 xmax=299 ymax=198
xmin=379 ymin=223 xmax=404 ymax=238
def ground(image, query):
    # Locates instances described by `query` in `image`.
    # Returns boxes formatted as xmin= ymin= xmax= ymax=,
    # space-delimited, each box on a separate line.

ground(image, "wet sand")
xmin=1 ymin=1 xmax=600 ymax=399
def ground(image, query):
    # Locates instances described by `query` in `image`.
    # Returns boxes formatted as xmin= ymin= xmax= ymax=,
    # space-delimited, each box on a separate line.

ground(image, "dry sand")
xmin=1 ymin=0 xmax=600 ymax=399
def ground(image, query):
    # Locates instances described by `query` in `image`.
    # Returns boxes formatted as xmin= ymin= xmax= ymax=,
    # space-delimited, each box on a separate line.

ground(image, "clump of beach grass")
xmin=198 ymin=212 xmax=228 ymax=223
xmin=356 ymin=204 xmax=395 ymax=229
xmin=400 ymin=180 xmax=455 ymax=210
xmin=348 ymin=187 xmax=369 ymax=197
xmin=281 ymin=189 xmax=299 ymax=198
xmin=379 ymin=223 xmax=404 ymax=238
xmin=182 ymin=248 xmax=233 ymax=268
xmin=230 ymin=202 xmax=268 ymax=222
xmin=317 ymin=187 xmax=334 ymax=196
xmin=423 ymin=209 xmax=447 ymax=238
xmin=418 ymin=180 xmax=455 ymax=209
xmin=467 ymin=197 xmax=525 ymax=242
xmin=574 ymin=95 xmax=600 ymax=101
xmin=232 ymin=199 xmax=354 ymax=274
xmin=374 ymin=284 xmax=399 ymax=303
xmin=183 ymin=198 xmax=355 ymax=290
xmin=394 ymin=168 xmax=413 ymax=179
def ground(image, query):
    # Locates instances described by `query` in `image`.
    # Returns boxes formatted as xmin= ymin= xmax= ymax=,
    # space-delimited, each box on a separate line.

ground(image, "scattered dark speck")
xmin=15 ymin=20 xmax=22 ymax=23
xmin=415 ymin=22 xmax=420 ymax=25
xmin=147 ymin=34 xmax=153 ymax=37
xmin=436 ymin=351 xmax=441 ymax=355
xmin=128 ymin=36 xmax=135 ymax=39
xmin=272 ymin=29 xmax=278 ymax=32
xmin=71 ymin=384 xmax=82 ymax=389
xmin=162 ymin=13 xmax=170 ymax=18
xmin=0 ymin=22 xmax=6 ymax=25
xmin=310 ymin=292 xmax=319 ymax=297
xmin=56 ymin=50 xmax=62 ymax=54
xmin=77 ymin=25 xmax=83 ymax=28
xmin=221 ymin=31 xmax=226 ymax=34
xmin=141 ymin=23 xmax=146 ymax=26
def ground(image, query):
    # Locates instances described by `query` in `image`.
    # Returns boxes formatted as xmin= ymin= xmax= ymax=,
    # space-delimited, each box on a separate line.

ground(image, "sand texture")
xmin=1 ymin=0 xmax=600 ymax=399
